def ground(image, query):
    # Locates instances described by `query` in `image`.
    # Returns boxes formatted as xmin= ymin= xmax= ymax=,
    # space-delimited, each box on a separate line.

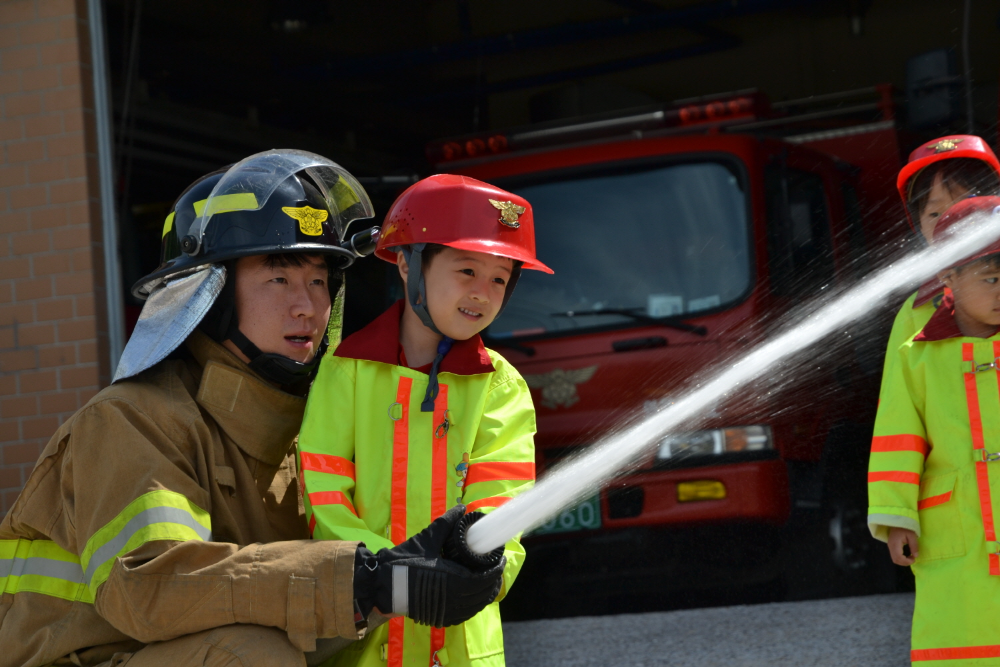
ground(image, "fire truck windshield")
xmin=489 ymin=159 xmax=751 ymax=338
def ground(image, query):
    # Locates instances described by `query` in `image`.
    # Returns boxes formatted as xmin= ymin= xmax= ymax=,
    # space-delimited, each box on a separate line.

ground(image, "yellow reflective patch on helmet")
xmin=161 ymin=212 xmax=175 ymax=239
xmin=282 ymin=205 xmax=328 ymax=236
xmin=192 ymin=192 xmax=259 ymax=217
xmin=330 ymin=175 xmax=362 ymax=213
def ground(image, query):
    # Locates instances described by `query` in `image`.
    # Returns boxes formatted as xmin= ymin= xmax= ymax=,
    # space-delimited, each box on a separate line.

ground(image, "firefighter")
xmin=0 ymin=152 xmax=504 ymax=667
xmin=298 ymin=174 xmax=553 ymax=667
xmin=878 ymin=135 xmax=1000 ymax=388
xmin=868 ymin=196 xmax=1000 ymax=663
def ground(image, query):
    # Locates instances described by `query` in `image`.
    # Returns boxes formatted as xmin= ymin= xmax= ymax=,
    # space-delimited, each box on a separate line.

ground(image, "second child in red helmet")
xmin=868 ymin=196 xmax=1000 ymax=663
xmin=298 ymin=175 xmax=552 ymax=667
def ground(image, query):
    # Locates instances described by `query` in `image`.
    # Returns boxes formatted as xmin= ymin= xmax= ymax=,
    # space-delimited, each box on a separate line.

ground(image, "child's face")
xmin=939 ymin=259 xmax=1000 ymax=337
xmin=918 ymin=172 xmax=972 ymax=243
xmin=418 ymin=246 xmax=513 ymax=340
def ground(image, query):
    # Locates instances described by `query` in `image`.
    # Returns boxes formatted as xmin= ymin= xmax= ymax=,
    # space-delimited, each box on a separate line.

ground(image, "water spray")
xmin=461 ymin=209 xmax=1000 ymax=556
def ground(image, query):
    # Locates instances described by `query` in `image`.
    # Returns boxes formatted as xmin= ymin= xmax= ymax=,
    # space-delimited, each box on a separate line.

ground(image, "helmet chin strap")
xmin=199 ymin=265 xmax=326 ymax=391
xmin=400 ymin=244 xmax=442 ymax=336
xmin=400 ymin=245 xmax=452 ymax=412
xmin=227 ymin=326 xmax=327 ymax=390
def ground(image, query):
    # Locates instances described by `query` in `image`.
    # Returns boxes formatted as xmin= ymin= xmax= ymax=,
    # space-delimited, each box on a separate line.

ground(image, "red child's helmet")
xmin=932 ymin=195 xmax=1000 ymax=269
xmin=375 ymin=174 xmax=553 ymax=274
xmin=897 ymin=135 xmax=1000 ymax=230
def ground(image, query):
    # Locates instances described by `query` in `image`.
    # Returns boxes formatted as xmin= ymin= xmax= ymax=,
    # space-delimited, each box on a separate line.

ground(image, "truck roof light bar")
xmin=673 ymin=88 xmax=759 ymax=105
xmin=426 ymin=92 xmax=770 ymax=164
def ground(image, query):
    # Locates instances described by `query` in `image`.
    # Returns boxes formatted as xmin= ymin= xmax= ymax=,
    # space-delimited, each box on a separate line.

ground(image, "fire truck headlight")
xmin=656 ymin=425 xmax=773 ymax=460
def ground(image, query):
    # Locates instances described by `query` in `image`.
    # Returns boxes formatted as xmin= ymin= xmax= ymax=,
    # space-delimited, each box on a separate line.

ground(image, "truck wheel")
xmin=824 ymin=486 xmax=896 ymax=595
xmin=782 ymin=422 xmax=896 ymax=599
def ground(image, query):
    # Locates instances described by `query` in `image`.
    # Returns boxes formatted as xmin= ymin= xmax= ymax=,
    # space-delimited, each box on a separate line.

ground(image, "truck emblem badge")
xmin=489 ymin=199 xmax=525 ymax=229
xmin=282 ymin=205 xmax=328 ymax=236
xmin=929 ymin=138 xmax=963 ymax=153
xmin=523 ymin=366 xmax=598 ymax=409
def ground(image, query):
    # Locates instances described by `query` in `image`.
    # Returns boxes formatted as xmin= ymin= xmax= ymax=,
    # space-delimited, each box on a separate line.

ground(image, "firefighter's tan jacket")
xmin=0 ymin=331 xmax=360 ymax=667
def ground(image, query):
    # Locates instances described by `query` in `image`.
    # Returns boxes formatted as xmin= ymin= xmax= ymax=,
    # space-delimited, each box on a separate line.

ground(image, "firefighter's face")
xmin=939 ymin=257 xmax=1000 ymax=337
xmin=400 ymin=246 xmax=512 ymax=339
xmin=226 ymin=255 xmax=332 ymax=364
xmin=919 ymin=172 xmax=972 ymax=243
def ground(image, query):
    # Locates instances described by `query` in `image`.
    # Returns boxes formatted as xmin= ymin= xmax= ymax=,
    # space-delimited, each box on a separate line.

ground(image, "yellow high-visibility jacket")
xmin=877 ymin=290 xmax=939 ymax=405
xmin=868 ymin=295 xmax=1000 ymax=664
xmin=299 ymin=301 xmax=536 ymax=667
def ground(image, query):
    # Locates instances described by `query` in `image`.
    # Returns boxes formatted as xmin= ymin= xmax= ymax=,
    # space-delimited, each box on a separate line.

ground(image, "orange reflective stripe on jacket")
xmin=466 ymin=496 xmax=512 ymax=512
xmin=391 ymin=378 xmax=412 ymax=545
xmin=918 ymin=491 xmax=953 ymax=511
xmin=913 ymin=644 xmax=1000 ymax=661
xmin=868 ymin=471 xmax=921 ymax=484
xmin=871 ymin=434 xmax=929 ymax=456
xmin=430 ymin=386 xmax=449 ymax=667
xmin=300 ymin=452 xmax=356 ymax=479
xmin=964 ymin=342 xmax=1000 ymax=576
xmin=308 ymin=492 xmax=357 ymax=516
xmin=465 ymin=461 xmax=535 ymax=485
xmin=389 ymin=377 xmax=413 ymax=667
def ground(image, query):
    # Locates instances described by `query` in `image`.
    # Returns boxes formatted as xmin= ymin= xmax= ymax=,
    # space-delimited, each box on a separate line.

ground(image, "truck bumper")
xmin=603 ymin=456 xmax=791 ymax=527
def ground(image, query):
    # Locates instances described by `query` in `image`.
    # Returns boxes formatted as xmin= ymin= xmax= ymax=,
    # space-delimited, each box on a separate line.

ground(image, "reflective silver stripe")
xmin=392 ymin=565 xmax=408 ymax=615
xmin=0 ymin=557 xmax=85 ymax=584
xmin=83 ymin=506 xmax=212 ymax=585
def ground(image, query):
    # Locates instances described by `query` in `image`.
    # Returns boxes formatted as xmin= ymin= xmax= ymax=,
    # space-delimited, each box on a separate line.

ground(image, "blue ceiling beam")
xmin=311 ymin=0 xmax=833 ymax=77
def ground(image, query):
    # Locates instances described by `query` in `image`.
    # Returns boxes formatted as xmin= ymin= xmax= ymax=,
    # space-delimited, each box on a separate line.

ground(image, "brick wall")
xmin=0 ymin=0 xmax=111 ymax=513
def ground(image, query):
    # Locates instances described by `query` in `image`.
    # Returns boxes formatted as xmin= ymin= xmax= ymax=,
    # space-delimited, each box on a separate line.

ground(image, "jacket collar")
xmin=185 ymin=330 xmax=306 ymax=465
xmin=335 ymin=300 xmax=495 ymax=375
xmin=914 ymin=291 xmax=1000 ymax=342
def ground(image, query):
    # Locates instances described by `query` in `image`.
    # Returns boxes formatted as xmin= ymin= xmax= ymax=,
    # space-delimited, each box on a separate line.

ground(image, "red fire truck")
xmin=426 ymin=86 xmax=912 ymax=616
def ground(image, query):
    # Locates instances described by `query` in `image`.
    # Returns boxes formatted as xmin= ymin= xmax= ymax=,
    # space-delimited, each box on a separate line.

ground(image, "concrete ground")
xmin=503 ymin=593 xmax=914 ymax=666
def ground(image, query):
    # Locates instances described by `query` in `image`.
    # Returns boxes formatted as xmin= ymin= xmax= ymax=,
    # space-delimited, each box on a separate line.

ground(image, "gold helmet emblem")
xmin=282 ymin=205 xmax=329 ymax=236
xmin=930 ymin=138 xmax=963 ymax=153
xmin=489 ymin=199 xmax=526 ymax=229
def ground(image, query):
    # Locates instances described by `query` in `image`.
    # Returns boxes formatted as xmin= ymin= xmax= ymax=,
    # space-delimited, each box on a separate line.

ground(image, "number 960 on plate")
xmin=529 ymin=494 xmax=602 ymax=536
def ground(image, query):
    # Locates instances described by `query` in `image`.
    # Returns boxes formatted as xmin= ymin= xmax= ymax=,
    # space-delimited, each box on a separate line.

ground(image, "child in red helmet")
xmin=298 ymin=174 xmax=552 ymax=667
xmin=879 ymin=135 xmax=1000 ymax=382
xmin=868 ymin=196 xmax=1000 ymax=663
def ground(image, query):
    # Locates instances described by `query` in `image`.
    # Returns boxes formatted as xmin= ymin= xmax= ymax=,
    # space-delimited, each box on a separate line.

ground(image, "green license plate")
xmin=529 ymin=494 xmax=602 ymax=536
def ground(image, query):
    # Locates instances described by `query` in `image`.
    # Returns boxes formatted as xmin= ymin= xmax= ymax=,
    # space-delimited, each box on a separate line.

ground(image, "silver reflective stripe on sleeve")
xmin=82 ymin=505 xmax=213 ymax=585
xmin=392 ymin=565 xmax=408 ymax=615
xmin=0 ymin=556 xmax=86 ymax=583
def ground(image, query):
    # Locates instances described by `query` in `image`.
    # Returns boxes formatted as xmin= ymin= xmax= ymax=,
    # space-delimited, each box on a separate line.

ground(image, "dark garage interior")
xmin=104 ymin=0 xmax=1000 ymax=334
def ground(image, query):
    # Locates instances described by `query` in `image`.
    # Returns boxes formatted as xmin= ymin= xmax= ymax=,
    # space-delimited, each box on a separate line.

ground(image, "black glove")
xmin=353 ymin=505 xmax=505 ymax=628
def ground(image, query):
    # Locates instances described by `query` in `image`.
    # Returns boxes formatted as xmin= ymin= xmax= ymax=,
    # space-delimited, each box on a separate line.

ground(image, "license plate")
xmin=529 ymin=494 xmax=602 ymax=535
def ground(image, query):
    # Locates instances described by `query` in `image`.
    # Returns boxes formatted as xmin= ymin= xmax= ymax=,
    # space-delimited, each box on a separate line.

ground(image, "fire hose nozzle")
xmin=443 ymin=510 xmax=504 ymax=573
